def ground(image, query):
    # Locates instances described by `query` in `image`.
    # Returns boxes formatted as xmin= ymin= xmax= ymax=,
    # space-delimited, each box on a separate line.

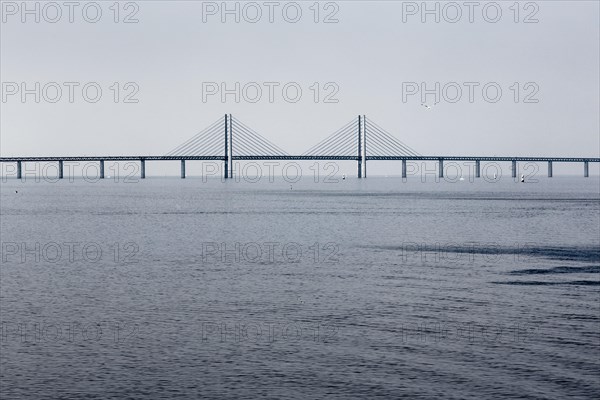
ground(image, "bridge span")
xmin=1 ymin=115 xmax=598 ymax=179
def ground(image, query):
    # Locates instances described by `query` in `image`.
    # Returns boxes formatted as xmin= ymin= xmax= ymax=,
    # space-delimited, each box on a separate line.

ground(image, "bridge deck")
xmin=0 ymin=156 xmax=598 ymax=162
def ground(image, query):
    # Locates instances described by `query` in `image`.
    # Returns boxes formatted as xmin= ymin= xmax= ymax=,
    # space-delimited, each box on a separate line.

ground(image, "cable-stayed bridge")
xmin=1 ymin=114 xmax=598 ymax=179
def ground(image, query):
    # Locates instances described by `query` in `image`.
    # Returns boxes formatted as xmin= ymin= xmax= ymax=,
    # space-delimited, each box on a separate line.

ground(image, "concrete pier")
xmin=59 ymin=160 xmax=64 ymax=179
xmin=439 ymin=159 xmax=444 ymax=178
xmin=181 ymin=160 xmax=186 ymax=179
xmin=141 ymin=159 xmax=146 ymax=179
xmin=584 ymin=161 xmax=589 ymax=177
xmin=402 ymin=159 xmax=407 ymax=178
xmin=17 ymin=161 xmax=22 ymax=180
xmin=548 ymin=161 xmax=553 ymax=178
xmin=100 ymin=160 xmax=105 ymax=179
xmin=475 ymin=160 xmax=480 ymax=178
xmin=512 ymin=160 xmax=517 ymax=178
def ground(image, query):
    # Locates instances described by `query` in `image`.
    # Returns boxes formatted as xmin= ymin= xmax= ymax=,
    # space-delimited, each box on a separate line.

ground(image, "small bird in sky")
xmin=421 ymin=102 xmax=438 ymax=110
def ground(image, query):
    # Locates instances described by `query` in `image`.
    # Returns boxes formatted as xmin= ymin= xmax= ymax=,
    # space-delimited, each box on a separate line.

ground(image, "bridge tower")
xmin=226 ymin=114 xmax=233 ymax=179
xmin=357 ymin=115 xmax=362 ymax=178
xmin=359 ymin=115 xmax=367 ymax=178
xmin=224 ymin=114 xmax=229 ymax=179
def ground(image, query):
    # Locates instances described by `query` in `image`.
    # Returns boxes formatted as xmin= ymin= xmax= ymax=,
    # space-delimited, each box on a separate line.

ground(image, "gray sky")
xmin=1 ymin=0 xmax=599 ymax=176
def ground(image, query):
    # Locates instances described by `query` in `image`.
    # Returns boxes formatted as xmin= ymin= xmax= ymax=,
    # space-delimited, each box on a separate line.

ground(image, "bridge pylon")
xmin=224 ymin=114 xmax=232 ymax=179
xmin=357 ymin=115 xmax=368 ymax=178
xmin=362 ymin=115 xmax=367 ymax=178
xmin=358 ymin=115 xmax=362 ymax=178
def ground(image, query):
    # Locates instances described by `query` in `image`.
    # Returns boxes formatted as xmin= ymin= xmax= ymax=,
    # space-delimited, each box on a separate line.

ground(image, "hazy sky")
xmin=1 ymin=0 xmax=599 ymax=176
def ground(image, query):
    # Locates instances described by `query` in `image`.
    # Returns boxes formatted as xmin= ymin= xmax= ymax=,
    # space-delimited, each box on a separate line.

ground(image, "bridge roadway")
xmin=1 ymin=156 xmax=599 ymax=162
xmin=1 ymin=155 xmax=598 ymax=179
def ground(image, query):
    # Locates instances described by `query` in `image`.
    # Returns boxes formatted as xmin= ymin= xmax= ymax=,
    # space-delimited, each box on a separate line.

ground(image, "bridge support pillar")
xmin=475 ymin=160 xmax=480 ymax=178
xmin=228 ymin=114 xmax=233 ymax=179
xmin=100 ymin=160 xmax=105 ymax=179
xmin=584 ymin=161 xmax=589 ymax=178
xmin=181 ymin=160 xmax=186 ymax=179
xmin=224 ymin=114 xmax=229 ymax=179
xmin=58 ymin=160 xmax=64 ymax=179
xmin=548 ymin=161 xmax=553 ymax=178
xmin=17 ymin=161 xmax=22 ymax=180
xmin=439 ymin=159 xmax=444 ymax=178
xmin=512 ymin=160 xmax=517 ymax=178
xmin=402 ymin=159 xmax=407 ymax=179
xmin=362 ymin=115 xmax=367 ymax=178
xmin=357 ymin=115 xmax=362 ymax=178
xmin=141 ymin=159 xmax=145 ymax=179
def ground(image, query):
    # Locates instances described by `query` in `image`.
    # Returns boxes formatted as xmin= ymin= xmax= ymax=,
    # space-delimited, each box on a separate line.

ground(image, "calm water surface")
xmin=1 ymin=177 xmax=599 ymax=399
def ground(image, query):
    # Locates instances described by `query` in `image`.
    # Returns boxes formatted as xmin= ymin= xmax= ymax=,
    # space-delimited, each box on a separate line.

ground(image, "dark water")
xmin=1 ymin=177 xmax=599 ymax=399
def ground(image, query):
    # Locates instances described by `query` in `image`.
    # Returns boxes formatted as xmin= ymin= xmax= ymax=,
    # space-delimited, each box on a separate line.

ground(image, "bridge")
xmin=1 ymin=114 xmax=598 ymax=179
